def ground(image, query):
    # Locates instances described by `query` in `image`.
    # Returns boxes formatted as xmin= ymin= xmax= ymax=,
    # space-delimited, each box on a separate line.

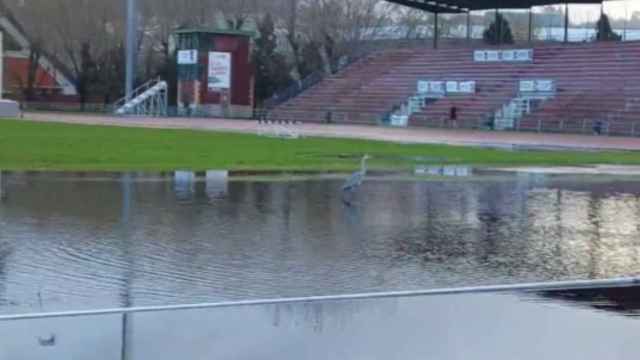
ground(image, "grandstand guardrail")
xmin=263 ymin=108 xmax=640 ymax=137
xmin=263 ymin=48 xmax=375 ymax=110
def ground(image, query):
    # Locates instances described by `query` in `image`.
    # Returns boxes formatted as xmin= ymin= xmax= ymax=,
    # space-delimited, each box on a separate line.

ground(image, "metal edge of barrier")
xmin=0 ymin=276 xmax=639 ymax=322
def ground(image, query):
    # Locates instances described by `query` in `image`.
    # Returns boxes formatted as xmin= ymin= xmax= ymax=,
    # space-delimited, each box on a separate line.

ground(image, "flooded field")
xmin=0 ymin=169 xmax=639 ymax=314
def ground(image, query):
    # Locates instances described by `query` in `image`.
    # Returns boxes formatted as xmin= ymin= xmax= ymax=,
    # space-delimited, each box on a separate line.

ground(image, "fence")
xmin=16 ymin=101 xmax=640 ymax=139
xmin=263 ymin=109 xmax=640 ymax=138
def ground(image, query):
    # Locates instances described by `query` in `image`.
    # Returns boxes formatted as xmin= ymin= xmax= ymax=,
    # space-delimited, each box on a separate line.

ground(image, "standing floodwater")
xmin=0 ymin=171 xmax=640 ymax=314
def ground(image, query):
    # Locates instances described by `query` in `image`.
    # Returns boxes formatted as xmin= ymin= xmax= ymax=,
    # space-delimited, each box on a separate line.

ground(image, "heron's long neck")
xmin=361 ymin=158 xmax=368 ymax=174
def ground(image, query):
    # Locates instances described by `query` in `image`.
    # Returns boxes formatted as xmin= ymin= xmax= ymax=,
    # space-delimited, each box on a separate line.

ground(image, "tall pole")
xmin=599 ymin=3 xmax=604 ymax=40
xmin=528 ymin=8 xmax=533 ymax=43
xmin=624 ymin=1 xmax=628 ymax=41
xmin=0 ymin=32 xmax=3 ymax=100
xmin=563 ymin=2 xmax=569 ymax=43
xmin=433 ymin=12 xmax=439 ymax=49
xmin=495 ymin=9 xmax=500 ymax=45
xmin=125 ymin=0 xmax=137 ymax=101
xmin=466 ymin=11 xmax=472 ymax=43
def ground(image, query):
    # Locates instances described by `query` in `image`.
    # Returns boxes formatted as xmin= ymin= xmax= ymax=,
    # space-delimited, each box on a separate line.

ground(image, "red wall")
xmin=3 ymin=57 xmax=59 ymax=94
xmin=199 ymin=34 xmax=254 ymax=107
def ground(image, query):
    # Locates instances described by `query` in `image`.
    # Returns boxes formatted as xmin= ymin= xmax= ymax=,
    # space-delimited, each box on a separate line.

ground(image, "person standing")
xmin=449 ymin=106 xmax=458 ymax=128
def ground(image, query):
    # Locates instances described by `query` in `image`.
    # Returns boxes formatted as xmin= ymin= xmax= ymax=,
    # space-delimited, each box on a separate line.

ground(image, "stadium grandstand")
xmin=268 ymin=0 xmax=640 ymax=136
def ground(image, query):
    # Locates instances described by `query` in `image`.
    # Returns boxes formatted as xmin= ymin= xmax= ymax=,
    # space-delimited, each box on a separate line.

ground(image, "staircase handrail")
xmin=112 ymin=77 xmax=162 ymax=111
xmin=263 ymin=48 xmax=374 ymax=110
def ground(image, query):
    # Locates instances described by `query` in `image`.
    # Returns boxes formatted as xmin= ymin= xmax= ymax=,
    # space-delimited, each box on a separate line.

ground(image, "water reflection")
xmin=205 ymin=170 xmax=228 ymax=200
xmin=535 ymin=286 xmax=640 ymax=318
xmin=1 ymin=171 xmax=640 ymax=313
xmin=173 ymin=171 xmax=195 ymax=200
xmin=0 ymin=171 xmax=6 ymax=202
xmin=415 ymin=165 xmax=472 ymax=177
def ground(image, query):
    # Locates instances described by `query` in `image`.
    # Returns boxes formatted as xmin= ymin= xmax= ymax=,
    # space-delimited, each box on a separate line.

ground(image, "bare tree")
xmin=5 ymin=0 xmax=406 ymax=104
xmin=6 ymin=0 xmax=127 ymax=104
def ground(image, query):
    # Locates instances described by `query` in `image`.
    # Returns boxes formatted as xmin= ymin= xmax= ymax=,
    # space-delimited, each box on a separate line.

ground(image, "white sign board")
xmin=459 ymin=81 xmax=476 ymax=94
xmin=519 ymin=80 xmax=536 ymax=92
xmin=515 ymin=49 xmax=533 ymax=61
xmin=474 ymin=49 xmax=533 ymax=63
xmin=429 ymin=81 xmax=445 ymax=94
xmin=208 ymin=52 xmax=232 ymax=90
xmin=474 ymin=51 xmax=487 ymax=62
xmin=177 ymin=50 xmax=198 ymax=65
xmin=501 ymin=50 xmax=515 ymax=62
xmin=417 ymin=80 xmax=430 ymax=94
xmin=446 ymin=81 xmax=459 ymax=93
xmin=486 ymin=51 xmax=500 ymax=62
xmin=520 ymin=79 xmax=555 ymax=93
xmin=536 ymin=80 xmax=554 ymax=92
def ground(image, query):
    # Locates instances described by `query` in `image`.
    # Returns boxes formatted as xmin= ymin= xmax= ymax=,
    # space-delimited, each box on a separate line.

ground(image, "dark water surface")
xmin=1 ymin=170 xmax=640 ymax=314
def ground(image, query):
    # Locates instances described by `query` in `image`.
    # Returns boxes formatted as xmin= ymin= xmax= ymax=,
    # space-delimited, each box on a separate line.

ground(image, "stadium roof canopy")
xmin=386 ymin=0 xmax=608 ymax=13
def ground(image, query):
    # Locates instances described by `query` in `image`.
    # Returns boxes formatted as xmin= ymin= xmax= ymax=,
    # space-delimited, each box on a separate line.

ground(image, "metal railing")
xmin=263 ymin=49 xmax=375 ymax=110
xmin=111 ymin=77 xmax=162 ymax=112
xmin=261 ymin=108 xmax=640 ymax=138
xmin=1 ymin=276 xmax=638 ymax=322
xmin=1 ymin=277 xmax=638 ymax=360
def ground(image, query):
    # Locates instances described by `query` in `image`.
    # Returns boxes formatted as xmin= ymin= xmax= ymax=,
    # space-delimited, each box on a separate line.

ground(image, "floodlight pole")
xmin=125 ymin=0 xmax=137 ymax=101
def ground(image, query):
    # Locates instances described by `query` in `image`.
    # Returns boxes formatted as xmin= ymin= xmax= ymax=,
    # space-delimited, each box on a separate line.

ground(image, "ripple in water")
xmin=0 ymin=170 xmax=640 ymax=314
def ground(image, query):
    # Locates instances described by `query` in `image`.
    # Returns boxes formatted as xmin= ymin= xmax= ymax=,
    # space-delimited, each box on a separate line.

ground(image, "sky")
xmin=472 ymin=1 xmax=639 ymax=22
xmin=480 ymin=1 xmax=640 ymax=24
xmin=546 ymin=1 xmax=640 ymax=21
xmin=602 ymin=0 xmax=640 ymax=16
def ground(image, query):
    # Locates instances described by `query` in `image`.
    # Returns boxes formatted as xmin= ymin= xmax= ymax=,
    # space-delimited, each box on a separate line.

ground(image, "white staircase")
xmin=494 ymin=94 xmax=555 ymax=130
xmin=113 ymin=78 xmax=168 ymax=116
xmin=493 ymin=80 xmax=557 ymax=130
xmin=494 ymin=97 xmax=530 ymax=130
xmin=389 ymin=94 xmax=429 ymax=127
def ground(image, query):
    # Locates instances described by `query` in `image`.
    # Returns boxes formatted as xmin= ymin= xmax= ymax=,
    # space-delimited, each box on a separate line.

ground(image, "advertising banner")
xmin=208 ymin=52 xmax=232 ymax=90
xmin=177 ymin=50 xmax=198 ymax=65
xmin=459 ymin=81 xmax=476 ymax=93
xmin=417 ymin=80 xmax=430 ymax=94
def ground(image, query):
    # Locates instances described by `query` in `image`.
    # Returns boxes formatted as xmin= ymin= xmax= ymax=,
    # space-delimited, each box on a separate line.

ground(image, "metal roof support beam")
xmin=599 ymin=3 xmax=604 ymax=39
xmin=387 ymin=0 xmax=607 ymax=13
xmin=466 ymin=11 xmax=472 ymax=43
xmin=386 ymin=0 xmax=463 ymax=13
xmin=528 ymin=8 xmax=533 ymax=43
xmin=495 ymin=8 xmax=500 ymax=45
xmin=433 ymin=12 xmax=439 ymax=49
xmin=564 ymin=2 xmax=569 ymax=43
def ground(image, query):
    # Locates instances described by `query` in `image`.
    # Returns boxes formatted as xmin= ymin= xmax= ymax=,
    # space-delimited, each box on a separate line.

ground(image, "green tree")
xmin=483 ymin=13 xmax=514 ymax=45
xmin=299 ymin=40 xmax=324 ymax=78
xmin=596 ymin=14 xmax=622 ymax=41
xmin=254 ymin=13 xmax=293 ymax=103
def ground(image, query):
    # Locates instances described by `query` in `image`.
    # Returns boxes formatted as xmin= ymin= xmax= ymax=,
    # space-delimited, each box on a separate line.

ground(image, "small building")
xmin=175 ymin=29 xmax=255 ymax=118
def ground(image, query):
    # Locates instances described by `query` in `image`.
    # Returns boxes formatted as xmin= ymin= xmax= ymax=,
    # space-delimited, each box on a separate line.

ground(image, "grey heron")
xmin=342 ymin=154 xmax=370 ymax=204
